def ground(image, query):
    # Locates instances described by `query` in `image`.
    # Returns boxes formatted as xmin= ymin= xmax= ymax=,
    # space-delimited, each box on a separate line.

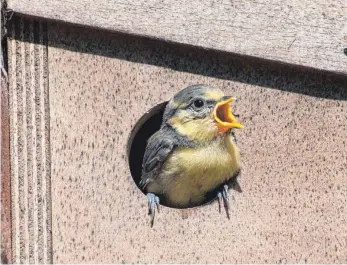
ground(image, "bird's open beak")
xmin=213 ymin=97 xmax=244 ymax=132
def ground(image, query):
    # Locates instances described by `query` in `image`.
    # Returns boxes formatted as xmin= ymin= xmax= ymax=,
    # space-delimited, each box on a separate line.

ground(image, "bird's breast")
xmin=148 ymin=134 xmax=240 ymax=207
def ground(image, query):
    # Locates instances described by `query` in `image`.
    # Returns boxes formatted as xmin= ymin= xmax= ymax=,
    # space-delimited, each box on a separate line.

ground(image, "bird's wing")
xmin=140 ymin=130 xmax=176 ymax=189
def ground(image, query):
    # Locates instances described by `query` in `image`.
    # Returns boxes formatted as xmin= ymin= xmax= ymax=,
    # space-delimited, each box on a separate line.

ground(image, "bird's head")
xmin=162 ymin=84 xmax=243 ymax=142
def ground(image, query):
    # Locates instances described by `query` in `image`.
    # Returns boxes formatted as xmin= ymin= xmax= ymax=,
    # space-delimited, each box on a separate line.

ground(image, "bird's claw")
xmin=217 ymin=184 xmax=230 ymax=219
xmin=147 ymin=193 xmax=160 ymax=227
xmin=217 ymin=192 xmax=222 ymax=213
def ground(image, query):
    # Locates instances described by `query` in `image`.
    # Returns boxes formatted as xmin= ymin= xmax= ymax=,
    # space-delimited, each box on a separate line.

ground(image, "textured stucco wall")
xmin=47 ymin=22 xmax=347 ymax=263
xmin=8 ymin=16 xmax=347 ymax=263
xmin=7 ymin=17 xmax=52 ymax=264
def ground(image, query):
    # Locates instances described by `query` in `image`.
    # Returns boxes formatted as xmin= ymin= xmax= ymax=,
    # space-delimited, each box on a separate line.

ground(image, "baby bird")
xmin=140 ymin=84 xmax=243 ymax=226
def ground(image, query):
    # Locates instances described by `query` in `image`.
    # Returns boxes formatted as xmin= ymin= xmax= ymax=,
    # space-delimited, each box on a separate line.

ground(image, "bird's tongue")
xmin=213 ymin=97 xmax=243 ymax=132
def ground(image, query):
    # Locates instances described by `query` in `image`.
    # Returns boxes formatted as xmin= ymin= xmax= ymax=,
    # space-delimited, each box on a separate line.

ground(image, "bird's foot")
xmin=147 ymin=193 xmax=160 ymax=227
xmin=217 ymin=184 xmax=230 ymax=219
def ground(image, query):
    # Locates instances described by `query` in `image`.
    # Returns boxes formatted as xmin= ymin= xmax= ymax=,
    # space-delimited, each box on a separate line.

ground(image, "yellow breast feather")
xmin=147 ymin=135 xmax=240 ymax=207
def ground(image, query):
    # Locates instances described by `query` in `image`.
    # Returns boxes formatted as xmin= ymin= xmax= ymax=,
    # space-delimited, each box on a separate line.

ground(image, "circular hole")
xmin=127 ymin=102 xmax=223 ymax=209
xmin=127 ymin=101 xmax=167 ymax=190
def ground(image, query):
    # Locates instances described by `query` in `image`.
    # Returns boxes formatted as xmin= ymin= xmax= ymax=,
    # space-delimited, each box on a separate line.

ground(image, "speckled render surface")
xmin=46 ymin=23 xmax=347 ymax=263
xmin=7 ymin=17 xmax=52 ymax=264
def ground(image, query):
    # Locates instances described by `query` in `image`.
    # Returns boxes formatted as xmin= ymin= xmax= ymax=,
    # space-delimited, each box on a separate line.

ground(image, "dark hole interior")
xmin=127 ymin=102 xmax=167 ymax=192
xmin=127 ymin=102 xmax=235 ymax=209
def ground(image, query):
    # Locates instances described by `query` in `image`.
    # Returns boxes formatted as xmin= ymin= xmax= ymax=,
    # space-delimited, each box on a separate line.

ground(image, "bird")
xmin=140 ymin=84 xmax=243 ymax=227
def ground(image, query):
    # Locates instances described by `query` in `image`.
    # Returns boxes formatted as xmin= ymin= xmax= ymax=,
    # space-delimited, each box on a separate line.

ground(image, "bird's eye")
xmin=193 ymin=99 xmax=205 ymax=109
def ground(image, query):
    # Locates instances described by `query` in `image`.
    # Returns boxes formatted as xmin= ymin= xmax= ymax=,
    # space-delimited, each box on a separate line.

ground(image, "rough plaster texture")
xmin=7 ymin=0 xmax=347 ymax=75
xmin=1 ymin=53 xmax=12 ymax=265
xmin=7 ymin=17 xmax=52 ymax=264
xmin=47 ymin=21 xmax=347 ymax=263
xmin=6 ymin=15 xmax=347 ymax=263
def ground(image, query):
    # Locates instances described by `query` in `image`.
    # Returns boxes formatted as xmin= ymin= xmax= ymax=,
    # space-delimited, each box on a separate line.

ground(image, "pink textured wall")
xmin=12 ymin=17 xmax=347 ymax=263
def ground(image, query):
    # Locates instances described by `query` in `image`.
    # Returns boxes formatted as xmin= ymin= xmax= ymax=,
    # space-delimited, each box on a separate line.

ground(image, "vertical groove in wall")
xmin=42 ymin=21 xmax=53 ymax=264
xmin=9 ymin=17 xmax=20 ymax=264
xmin=8 ymin=16 xmax=52 ymax=264
xmin=25 ymin=20 xmax=34 ymax=265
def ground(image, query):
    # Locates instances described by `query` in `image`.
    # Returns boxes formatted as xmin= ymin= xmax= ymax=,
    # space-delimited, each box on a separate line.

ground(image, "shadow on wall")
xmin=10 ymin=15 xmax=347 ymax=101
xmin=8 ymin=15 xmax=347 ymax=207
xmin=1 ymin=250 xmax=9 ymax=264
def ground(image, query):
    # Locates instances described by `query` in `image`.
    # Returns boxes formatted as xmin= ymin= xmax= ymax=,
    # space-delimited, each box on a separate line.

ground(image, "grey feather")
xmin=140 ymin=129 xmax=176 ymax=188
xmin=140 ymin=126 xmax=196 ymax=189
xmin=141 ymin=84 xmax=213 ymax=189
xmin=162 ymin=84 xmax=210 ymax=124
